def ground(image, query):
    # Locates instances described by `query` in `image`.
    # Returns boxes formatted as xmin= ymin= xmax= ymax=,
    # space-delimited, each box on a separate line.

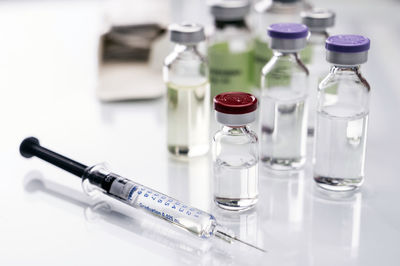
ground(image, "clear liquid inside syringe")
xmin=83 ymin=164 xmax=218 ymax=239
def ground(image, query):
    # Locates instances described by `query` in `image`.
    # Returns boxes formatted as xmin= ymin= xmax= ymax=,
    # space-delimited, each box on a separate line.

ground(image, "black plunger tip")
xmin=19 ymin=136 xmax=88 ymax=177
xmin=20 ymin=137 xmax=40 ymax=158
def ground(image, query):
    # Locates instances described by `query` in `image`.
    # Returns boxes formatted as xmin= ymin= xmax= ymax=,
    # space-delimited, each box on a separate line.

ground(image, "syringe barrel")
xmin=82 ymin=164 xmax=217 ymax=239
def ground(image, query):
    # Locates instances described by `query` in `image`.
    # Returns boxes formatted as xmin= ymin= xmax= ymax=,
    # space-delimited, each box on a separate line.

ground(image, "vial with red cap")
xmin=213 ymin=92 xmax=259 ymax=211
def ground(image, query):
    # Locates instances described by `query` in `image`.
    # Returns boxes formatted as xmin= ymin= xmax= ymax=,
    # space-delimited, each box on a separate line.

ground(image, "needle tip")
xmin=234 ymin=236 xmax=267 ymax=253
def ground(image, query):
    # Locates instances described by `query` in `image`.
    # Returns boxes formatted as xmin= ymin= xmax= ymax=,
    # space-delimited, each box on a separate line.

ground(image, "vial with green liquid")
xmin=163 ymin=24 xmax=210 ymax=158
xmin=253 ymin=0 xmax=306 ymax=88
xmin=208 ymin=0 xmax=254 ymax=98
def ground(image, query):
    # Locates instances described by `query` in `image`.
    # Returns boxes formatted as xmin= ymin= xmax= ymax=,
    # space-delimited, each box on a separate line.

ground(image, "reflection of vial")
xmin=253 ymin=0 xmax=306 ymax=88
xmin=208 ymin=0 xmax=254 ymax=98
xmin=163 ymin=24 xmax=210 ymax=158
xmin=214 ymin=207 xmax=260 ymax=248
xmin=264 ymin=170 xmax=306 ymax=230
xmin=314 ymin=35 xmax=371 ymax=191
xmin=301 ymin=9 xmax=335 ymax=136
xmin=311 ymin=190 xmax=362 ymax=263
xmin=260 ymin=23 xmax=309 ymax=170
xmin=213 ymin=92 xmax=259 ymax=211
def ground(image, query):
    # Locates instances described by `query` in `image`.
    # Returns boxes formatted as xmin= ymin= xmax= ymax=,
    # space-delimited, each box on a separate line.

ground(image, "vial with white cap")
xmin=163 ymin=23 xmax=210 ymax=157
xmin=260 ymin=23 xmax=309 ymax=170
xmin=314 ymin=35 xmax=371 ymax=191
xmin=301 ymin=9 xmax=336 ymax=136
xmin=208 ymin=0 xmax=254 ymax=98
xmin=213 ymin=92 xmax=258 ymax=211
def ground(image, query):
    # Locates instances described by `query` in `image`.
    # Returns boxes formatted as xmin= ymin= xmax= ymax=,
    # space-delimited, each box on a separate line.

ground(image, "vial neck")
xmin=331 ymin=65 xmax=361 ymax=73
xmin=272 ymin=51 xmax=309 ymax=75
xmin=270 ymin=0 xmax=302 ymax=10
xmin=273 ymin=50 xmax=299 ymax=57
xmin=308 ymin=30 xmax=329 ymax=42
xmin=174 ymin=43 xmax=199 ymax=54
xmin=214 ymin=19 xmax=247 ymax=30
xmin=272 ymin=51 xmax=302 ymax=63
xmin=221 ymin=125 xmax=249 ymax=132
xmin=330 ymin=65 xmax=369 ymax=91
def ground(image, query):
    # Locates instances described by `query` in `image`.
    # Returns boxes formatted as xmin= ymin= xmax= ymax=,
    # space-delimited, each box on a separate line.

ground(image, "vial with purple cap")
xmin=253 ymin=0 xmax=310 ymax=88
xmin=260 ymin=23 xmax=309 ymax=170
xmin=314 ymin=35 xmax=371 ymax=191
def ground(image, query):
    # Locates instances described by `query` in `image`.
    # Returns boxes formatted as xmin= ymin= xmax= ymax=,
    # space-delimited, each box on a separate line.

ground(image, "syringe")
xmin=20 ymin=137 xmax=266 ymax=253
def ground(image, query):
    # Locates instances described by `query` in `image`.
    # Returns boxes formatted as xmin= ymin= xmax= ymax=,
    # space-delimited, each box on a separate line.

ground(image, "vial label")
xmin=208 ymin=42 xmax=254 ymax=98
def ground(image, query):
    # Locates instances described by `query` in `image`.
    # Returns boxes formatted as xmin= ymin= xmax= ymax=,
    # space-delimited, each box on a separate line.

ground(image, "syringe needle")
xmin=233 ymin=236 xmax=267 ymax=253
xmin=215 ymin=227 xmax=266 ymax=253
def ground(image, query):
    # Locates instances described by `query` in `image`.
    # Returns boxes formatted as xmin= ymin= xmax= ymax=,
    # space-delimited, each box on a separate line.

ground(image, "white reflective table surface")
xmin=1 ymin=0 xmax=400 ymax=265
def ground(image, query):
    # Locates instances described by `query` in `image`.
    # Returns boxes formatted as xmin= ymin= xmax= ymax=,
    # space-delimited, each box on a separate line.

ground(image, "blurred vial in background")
xmin=208 ymin=0 xmax=254 ymax=99
xmin=253 ymin=0 xmax=309 ymax=88
xmin=163 ymin=24 xmax=210 ymax=158
xmin=213 ymin=92 xmax=259 ymax=211
xmin=260 ymin=23 xmax=309 ymax=170
xmin=314 ymin=35 xmax=371 ymax=191
xmin=300 ymin=9 xmax=335 ymax=137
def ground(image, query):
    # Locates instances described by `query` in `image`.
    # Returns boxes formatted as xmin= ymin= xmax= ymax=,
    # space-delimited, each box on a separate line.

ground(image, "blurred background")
xmin=1 ymin=0 xmax=400 ymax=265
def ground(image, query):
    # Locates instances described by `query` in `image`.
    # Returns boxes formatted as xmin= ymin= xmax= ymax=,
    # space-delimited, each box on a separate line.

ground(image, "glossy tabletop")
xmin=0 ymin=0 xmax=399 ymax=265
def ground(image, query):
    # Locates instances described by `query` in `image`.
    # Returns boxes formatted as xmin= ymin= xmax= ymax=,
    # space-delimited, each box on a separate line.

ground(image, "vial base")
xmin=314 ymin=175 xmax=364 ymax=192
xmin=168 ymin=144 xmax=209 ymax=158
xmin=214 ymin=197 xmax=258 ymax=211
xmin=261 ymin=156 xmax=306 ymax=170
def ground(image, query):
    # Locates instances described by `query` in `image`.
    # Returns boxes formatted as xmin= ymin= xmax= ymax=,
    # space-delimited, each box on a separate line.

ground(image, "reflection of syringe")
xmin=24 ymin=173 xmax=232 ymax=265
xmin=20 ymin=137 xmax=265 ymax=253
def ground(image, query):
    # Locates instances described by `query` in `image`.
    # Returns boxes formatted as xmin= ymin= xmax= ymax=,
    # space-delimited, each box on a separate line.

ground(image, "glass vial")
xmin=314 ymin=35 xmax=371 ymax=191
xmin=260 ymin=23 xmax=309 ymax=170
xmin=163 ymin=23 xmax=210 ymax=158
xmin=208 ymin=0 xmax=254 ymax=99
xmin=253 ymin=0 xmax=305 ymax=88
xmin=213 ymin=92 xmax=259 ymax=211
xmin=301 ymin=9 xmax=335 ymax=136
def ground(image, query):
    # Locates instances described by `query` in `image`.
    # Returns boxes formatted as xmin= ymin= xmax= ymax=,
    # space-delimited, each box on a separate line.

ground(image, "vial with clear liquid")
xmin=260 ymin=23 xmax=309 ymax=170
xmin=314 ymin=35 xmax=371 ymax=191
xmin=300 ymin=9 xmax=335 ymax=136
xmin=253 ymin=0 xmax=308 ymax=88
xmin=163 ymin=24 xmax=210 ymax=158
xmin=208 ymin=0 xmax=254 ymax=99
xmin=213 ymin=92 xmax=259 ymax=211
